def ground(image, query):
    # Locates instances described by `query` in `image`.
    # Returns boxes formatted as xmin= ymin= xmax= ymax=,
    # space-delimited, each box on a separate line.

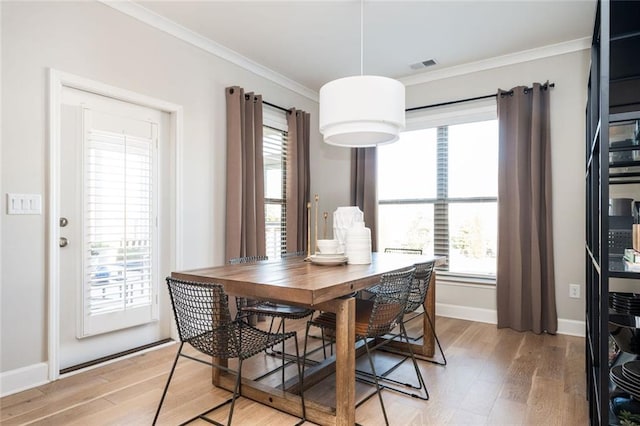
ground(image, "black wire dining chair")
xmin=373 ymin=260 xmax=446 ymax=365
xmin=230 ymin=255 xmax=314 ymax=331
xmin=153 ymin=278 xmax=306 ymax=426
xmin=301 ymin=267 xmax=415 ymax=426
xmin=354 ymin=260 xmax=444 ymax=407
xmin=230 ymin=255 xmax=314 ymax=326
xmin=229 ymin=255 xmax=314 ymax=383
xmin=402 ymin=260 xmax=446 ymax=364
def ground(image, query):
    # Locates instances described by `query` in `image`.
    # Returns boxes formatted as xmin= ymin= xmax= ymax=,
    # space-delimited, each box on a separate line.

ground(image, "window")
xmin=263 ymin=107 xmax=288 ymax=259
xmin=378 ymin=102 xmax=498 ymax=278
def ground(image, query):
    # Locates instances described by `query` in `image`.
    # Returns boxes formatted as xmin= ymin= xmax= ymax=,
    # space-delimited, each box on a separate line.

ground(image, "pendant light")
xmin=319 ymin=0 xmax=405 ymax=147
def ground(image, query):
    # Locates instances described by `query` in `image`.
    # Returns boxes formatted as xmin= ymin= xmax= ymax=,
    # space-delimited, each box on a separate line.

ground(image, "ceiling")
xmin=135 ymin=0 xmax=597 ymax=93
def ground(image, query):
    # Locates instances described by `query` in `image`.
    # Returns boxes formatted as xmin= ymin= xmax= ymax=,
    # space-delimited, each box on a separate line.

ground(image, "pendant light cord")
xmin=360 ymin=0 xmax=364 ymax=76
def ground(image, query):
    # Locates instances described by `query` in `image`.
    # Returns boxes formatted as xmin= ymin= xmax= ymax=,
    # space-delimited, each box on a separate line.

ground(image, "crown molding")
xmin=399 ymin=37 xmax=591 ymax=87
xmin=100 ymin=0 xmax=319 ymax=102
xmin=101 ymin=0 xmax=590 ymax=102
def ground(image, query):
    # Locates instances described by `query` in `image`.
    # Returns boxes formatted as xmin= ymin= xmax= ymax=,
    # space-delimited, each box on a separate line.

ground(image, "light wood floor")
xmin=0 ymin=317 xmax=587 ymax=425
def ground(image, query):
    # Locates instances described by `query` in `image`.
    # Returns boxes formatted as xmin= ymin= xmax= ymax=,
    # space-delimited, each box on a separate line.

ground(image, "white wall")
xmin=405 ymin=50 xmax=591 ymax=332
xmin=0 ymin=0 xmax=347 ymax=379
xmin=0 ymin=0 xmax=592 ymax=393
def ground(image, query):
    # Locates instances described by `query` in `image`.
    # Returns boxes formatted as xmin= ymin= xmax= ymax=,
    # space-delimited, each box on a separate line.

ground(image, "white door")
xmin=59 ymin=86 xmax=171 ymax=371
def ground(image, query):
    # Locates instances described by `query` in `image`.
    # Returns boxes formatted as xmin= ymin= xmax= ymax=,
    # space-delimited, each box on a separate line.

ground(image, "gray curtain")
xmin=225 ymin=86 xmax=266 ymax=261
xmin=286 ymin=109 xmax=311 ymax=253
xmin=351 ymin=147 xmax=378 ymax=252
xmin=496 ymin=83 xmax=557 ymax=334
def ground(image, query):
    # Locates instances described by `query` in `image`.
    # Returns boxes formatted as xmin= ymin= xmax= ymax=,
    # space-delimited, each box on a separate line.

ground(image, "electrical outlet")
xmin=569 ymin=284 xmax=581 ymax=299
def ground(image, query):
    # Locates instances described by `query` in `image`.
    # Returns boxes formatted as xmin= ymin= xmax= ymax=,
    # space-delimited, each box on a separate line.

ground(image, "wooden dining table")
xmin=171 ymin=252 xmax=443 ymax=426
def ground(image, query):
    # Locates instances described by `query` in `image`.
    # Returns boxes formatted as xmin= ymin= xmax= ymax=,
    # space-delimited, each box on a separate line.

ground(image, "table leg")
xmin=212 ymin=356 xmax=227 ymax=385
xmin=334 ymin=296 xmax=355 ymax=426
xmin=212 ymin=305 xmax=228 ymax=385
xmin=422 ymin=270 xmax=436 ymax=357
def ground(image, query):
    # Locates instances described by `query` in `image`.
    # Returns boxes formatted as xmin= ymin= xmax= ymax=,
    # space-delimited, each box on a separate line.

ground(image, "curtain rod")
xmin=264 ymin=100 xmax=291 ymax=114
xmin=241 ymin=92 xmax=291 ymax=113
xmin=406 ymin=82 xmax=555 ymax=113
xmin=263 ymin=82 xmax=555 ymax=114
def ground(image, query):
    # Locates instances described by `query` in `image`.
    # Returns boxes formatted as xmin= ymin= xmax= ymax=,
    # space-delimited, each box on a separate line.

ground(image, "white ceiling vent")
xmin=409 ymin=59 xmax=437 ymax=70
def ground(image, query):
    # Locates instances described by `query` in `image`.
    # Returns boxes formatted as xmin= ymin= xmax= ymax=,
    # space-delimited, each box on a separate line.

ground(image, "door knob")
xmin=59 ymin=217 xmax=68 ymax=227
xmin=59 ymin=237 xmax=68 ymax=247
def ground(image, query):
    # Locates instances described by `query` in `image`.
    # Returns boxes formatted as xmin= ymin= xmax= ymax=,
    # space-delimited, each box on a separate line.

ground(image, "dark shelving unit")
xmin=585 ymin=1 xmax=640 ymax=425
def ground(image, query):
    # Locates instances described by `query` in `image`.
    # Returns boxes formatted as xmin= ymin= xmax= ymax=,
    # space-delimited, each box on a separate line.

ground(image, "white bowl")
xmin=317 ymin=239 xmax=339 ymax=254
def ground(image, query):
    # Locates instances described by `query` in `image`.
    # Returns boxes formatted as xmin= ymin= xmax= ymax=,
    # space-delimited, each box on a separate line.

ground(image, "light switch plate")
xmin=6 ymin=193 xmax=42 ymax=215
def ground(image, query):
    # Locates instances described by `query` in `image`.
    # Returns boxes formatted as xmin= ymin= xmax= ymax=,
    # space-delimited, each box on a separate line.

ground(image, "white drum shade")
xmin=319 ymin=75 xmax=406 ymax=147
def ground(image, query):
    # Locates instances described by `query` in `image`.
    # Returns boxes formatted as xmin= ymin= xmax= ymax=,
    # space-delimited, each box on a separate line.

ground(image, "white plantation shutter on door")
xmin=82 ymin=109 xmax=158 ymax=337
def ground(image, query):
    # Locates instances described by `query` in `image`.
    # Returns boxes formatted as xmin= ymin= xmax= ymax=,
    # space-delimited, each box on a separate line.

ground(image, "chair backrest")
xmin=281 ymin=251 xmax=306 ymax=258
xmin=166 ymin=277 xmax=234 ymax=357
xmin=366 ymin=267 xmax=415 ymax=337
xmin=384 ymin=247 xmax=423 ymax=255
xmin=228 ymin=255 xmax=268 ymax=315
xmin=228 ymin=255 xmax=268 ymax=264
xmin=405 ymin=260 xmax=436 ymax=313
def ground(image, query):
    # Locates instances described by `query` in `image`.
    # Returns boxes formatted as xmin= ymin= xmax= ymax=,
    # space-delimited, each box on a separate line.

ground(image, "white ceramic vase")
xmin=345 ymin=221 xmax=372 ymax=265
xmin=333 ymin=206 xmax=364 ymax=253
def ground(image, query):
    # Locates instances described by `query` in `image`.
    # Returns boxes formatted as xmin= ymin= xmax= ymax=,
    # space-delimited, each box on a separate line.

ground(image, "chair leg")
xmin=226 ymin=358 xmax=243 ymax=425
xmin=400 ymin=323 xmax=429 ymax=400
xmin=320 ymin=327 xmax=327 ymax=359
xmin=389 ymin=307 xmax=446 ymax=366
xmin=281 ymin=320 xmax=286 ymax=386
xmin=423 ymin=305 xmax=447 ymax=366
xmin=264 ymin=316 xmax=278 ymax=355
xmin=304 ymin=320 xmax=331 ymax=363
xmin=293 ymin=334 xmax=307 ymax=426
xmin=330 ymin=334 xmax=334 ymax=357
xmin=315 ymin=326 xmax=334 ymax=360
xmin=354 ymin=335 xmax=428 ymax=400
xmin=302 ymin=321 xmax=312 ymax=368
xmin=153 ymin=342 xmax=184 ymax=425
xmin=364 ymin=340 xmax=389 ymax=426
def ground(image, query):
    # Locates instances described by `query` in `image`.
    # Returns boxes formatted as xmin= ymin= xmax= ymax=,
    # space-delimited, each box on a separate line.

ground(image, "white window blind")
xmin=83 ymin=127 xmax=157 ymax=335
xmin=263 ymin=124 xmax=288 ymax=259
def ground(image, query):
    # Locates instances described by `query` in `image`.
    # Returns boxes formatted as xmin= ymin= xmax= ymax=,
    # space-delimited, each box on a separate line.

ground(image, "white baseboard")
xmin=59 ymin=340 xmax=176 ymax=379
xmin=436 ymin=303 xmax=498 ymax=324
xmin=0 ymin=362 xmax=49 ymax=397
xmin=0 ymin=342 xmax=176 ymax=397
xmin=557 ymin=318 xmax=586 ymax=337
xmin=436 ymin=303 xmax=585 ymax=337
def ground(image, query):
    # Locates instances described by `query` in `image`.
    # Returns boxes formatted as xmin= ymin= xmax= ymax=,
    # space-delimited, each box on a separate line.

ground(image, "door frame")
xmin=47 ymin=69 xmax=184 ymax=381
